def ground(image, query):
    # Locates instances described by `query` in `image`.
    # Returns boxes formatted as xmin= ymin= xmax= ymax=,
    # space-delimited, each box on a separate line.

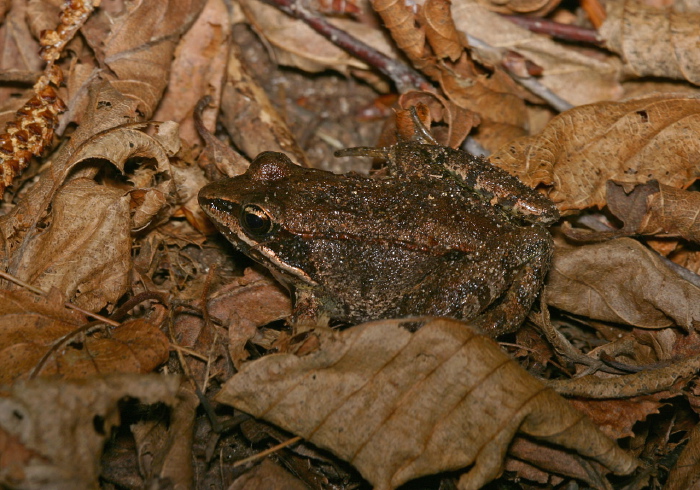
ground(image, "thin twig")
xmin=258 ymin=0 xmax=431 ymax=92
xmin=233 ymin=436 xmax=303 ymax=467
xmin=501 ymin=15 xmax=602 ymax=45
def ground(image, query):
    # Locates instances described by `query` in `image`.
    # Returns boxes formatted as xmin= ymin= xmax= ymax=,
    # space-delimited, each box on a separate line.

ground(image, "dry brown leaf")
xmin=130 ymin=386 xmax=198 ymax=488
xmin=372 ymin=0 xmax=530 ymax=150
xmin=230 ymin=458 xmax=309 ymax=490
xmin=547 ymin=238 xmax=700 ymax=330
xmin=571 ymin=181 xmax=700 ymax=244
xmin=548 ymin=351 xmax=700 ymax=398
xmin=211 ymin=268 xmax=291 ymax=368
xmin=569 ymin=397 xmax=665 ymax=439
xmin=664 ymin=421 xmax=700 ymax=490
xmin=600 ymin=0 xmax=700 ymax=86
xmin=451 ymin=0 xmax=623 ymax=107
xmin=80 ymin=0 xmax=207 ymax=118
xmin=390 ymin=92 xmax=480 ymax=149
xmin=153 ymin=0 xmax=231 ymax=146
xmin=220 ymin=35 xmax=308 ymax=167
xmin=639 ymin=184 xmax=700 ymax=243
xmin=0 ymin=374 xmax=179 ymax=489
xmin=240 ymin=0 xmax=396 ymax=74
xmin=0 ymin=289 xmax=169 ymax=383
xmin=372 ymin=0 xmax=431 ymax=74
xmin=489 ymin=94 xmax=700 ymax=211
xmin=0 ymin=0 xmax=42 ymax=124
xmin=216 ymin=317 xmax=638 ymax=490
xmin=438 ymin=53 xmax=530 ymax=149
xmin=474 ymin=0 xmax=560 ymax=15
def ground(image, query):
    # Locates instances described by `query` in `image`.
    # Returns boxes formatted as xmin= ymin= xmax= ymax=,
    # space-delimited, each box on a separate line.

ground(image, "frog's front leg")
xmin=471 ymin=225 xmax=554 ymax=337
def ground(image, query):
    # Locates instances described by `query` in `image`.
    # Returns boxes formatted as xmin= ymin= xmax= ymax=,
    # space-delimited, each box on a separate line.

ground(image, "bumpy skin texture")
xmin=199 ymin=142 xmax=559 ymax=336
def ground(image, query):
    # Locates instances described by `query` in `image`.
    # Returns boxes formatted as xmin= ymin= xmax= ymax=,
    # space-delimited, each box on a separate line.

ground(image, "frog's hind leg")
xmin=472 ymin=226 xmax=554 ymax=337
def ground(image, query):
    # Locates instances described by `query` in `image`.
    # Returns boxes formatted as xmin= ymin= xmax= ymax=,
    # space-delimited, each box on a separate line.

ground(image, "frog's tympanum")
xmin=198 ymin=142 xmax=559 ymax=336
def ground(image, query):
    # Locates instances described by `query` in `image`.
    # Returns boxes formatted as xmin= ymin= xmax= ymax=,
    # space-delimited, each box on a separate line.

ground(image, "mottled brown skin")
xmin=198 ymin=142 xmax=559 ymax=336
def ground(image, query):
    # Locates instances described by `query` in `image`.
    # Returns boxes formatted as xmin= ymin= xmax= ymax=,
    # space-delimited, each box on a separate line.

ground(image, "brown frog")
xmin=198 ymin=142 xmax=559 ymax=336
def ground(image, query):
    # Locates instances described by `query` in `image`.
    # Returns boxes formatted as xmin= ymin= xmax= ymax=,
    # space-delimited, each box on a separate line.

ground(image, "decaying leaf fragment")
xmin=0 ymin=375 xmax=179 ymax=490
xmin=489 ymin=93 xmax=700 ymax=211
xmin=216 ymin=317 xmax=638 ymax=490
xmin=547 ymin=238 xmax=700 ymax=330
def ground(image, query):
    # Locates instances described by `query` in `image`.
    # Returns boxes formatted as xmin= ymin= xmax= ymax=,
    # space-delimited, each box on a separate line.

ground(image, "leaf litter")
xmin=1 ymin=0 xmax=700 ymax=488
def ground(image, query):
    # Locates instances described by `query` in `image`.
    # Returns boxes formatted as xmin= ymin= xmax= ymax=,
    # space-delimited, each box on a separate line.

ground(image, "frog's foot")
xmin=472 ymin=226 xmax=553 ymax=337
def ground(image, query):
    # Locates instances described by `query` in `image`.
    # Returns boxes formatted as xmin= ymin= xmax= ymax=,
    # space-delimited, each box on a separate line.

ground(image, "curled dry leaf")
xmin=489 ymin=94 xmax=700 ymax=212
xmin=0 ymin=289 xmax=169 ymax=383
xmin=474 ymin=0 xmax=560 ymax=16
xmin=211 ymin=268 xmax=291 ymax=368
xmin=397 ymin=91 xmax=480 ymax=148
xmin=372 ymin=0 xmax=432 ymax=75
xmin=372 ymin=0 xmax=530 ymax=149
xmin=0 ymin=81 xmax=140 ymax=254
xmin=664 ymin=422 xmax=700 ymax=490
xmin=547 ymin=238 xmax=700 ymax=330
xmin=600 ymin=0 xmax=700 ymax=86
xmin=418 ymin=0 xmax=463 ymax=62
xmin=0 ymin=374 xmax=179 ymax=489
xmin=216 ymin=317 xmax=638 ymax=490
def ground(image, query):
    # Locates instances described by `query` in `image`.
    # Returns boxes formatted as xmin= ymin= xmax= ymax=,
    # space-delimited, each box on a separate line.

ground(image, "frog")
xmin=198 ymin=141 xmax=559 ymax=337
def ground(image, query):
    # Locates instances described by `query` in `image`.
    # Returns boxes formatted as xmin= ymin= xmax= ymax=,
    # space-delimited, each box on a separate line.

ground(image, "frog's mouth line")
xmin=233 ymin=228 xmax=320 ymax=287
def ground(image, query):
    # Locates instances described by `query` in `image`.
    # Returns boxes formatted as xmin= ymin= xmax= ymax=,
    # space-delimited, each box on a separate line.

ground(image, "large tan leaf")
xmin=600 ymin=0 xmax=700 ymax=86
xmin=547 ymin=238 xmax=700 ymax=330
xmin=0 ymin=375 xmax=179 ymax=490
xmin=216 ymin=318 xmax=638 ymax=490
xmin=0 ymin=289 xmax=169 ymax=383
xmin=489 ymin=94 xmax=700 ymax=211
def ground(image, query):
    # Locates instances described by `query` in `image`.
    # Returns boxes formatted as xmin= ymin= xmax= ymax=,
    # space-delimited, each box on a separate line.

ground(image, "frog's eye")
xmin=240 ymin=204 xmax=274 ymax=236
